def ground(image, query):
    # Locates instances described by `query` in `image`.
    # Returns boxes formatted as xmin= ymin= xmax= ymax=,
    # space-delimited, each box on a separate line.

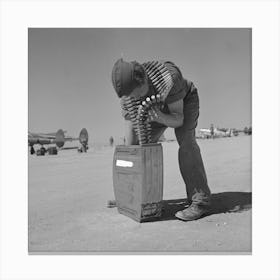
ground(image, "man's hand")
xmin=147 ymin=107 xmax=163 ymax=123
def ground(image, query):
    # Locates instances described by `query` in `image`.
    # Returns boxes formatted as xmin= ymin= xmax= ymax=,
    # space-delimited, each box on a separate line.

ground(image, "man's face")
xmin=129 ymin=78 xmax=149 ymax=99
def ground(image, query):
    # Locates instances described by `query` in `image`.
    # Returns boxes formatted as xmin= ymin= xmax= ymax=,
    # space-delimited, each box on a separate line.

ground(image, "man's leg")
xmin=175 ymin=129 xmax=211 ymax=206
xmin=174 ymin=91 xmax=211 ymax=220
xmin=124 ymin=120 xmax=139 ymax=145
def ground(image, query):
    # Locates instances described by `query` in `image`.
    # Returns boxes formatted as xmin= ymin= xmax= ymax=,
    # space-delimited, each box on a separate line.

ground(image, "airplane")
xmin=28 ymin=128 xmax=89 ymax=155
xmin=198 ymin=127 xmax=233 ymax=139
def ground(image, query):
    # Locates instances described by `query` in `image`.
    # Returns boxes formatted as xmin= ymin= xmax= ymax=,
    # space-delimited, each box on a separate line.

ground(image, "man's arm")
xmin=148 ymin=99 xmax=184 ymax=128
xmin=124 ymin=119 xmax=139 ymax=145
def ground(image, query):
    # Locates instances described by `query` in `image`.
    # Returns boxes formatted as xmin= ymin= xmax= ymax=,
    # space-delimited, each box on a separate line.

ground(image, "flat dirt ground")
xmin=28 ymin=135 xmax=251 ymax=253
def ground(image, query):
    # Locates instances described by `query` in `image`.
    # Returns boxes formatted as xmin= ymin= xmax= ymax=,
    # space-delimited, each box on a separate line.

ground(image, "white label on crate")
xmin=116 ymin=160 xmax=134 ymax=167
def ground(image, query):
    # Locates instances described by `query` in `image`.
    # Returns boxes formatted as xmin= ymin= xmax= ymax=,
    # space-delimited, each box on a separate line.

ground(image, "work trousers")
xmin=124 ymin=90 xmax=211 ymax=206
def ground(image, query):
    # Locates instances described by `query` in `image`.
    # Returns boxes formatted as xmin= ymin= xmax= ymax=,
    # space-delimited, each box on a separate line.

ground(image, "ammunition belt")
xmin=122 ymin=61 xmax=173 ymax=145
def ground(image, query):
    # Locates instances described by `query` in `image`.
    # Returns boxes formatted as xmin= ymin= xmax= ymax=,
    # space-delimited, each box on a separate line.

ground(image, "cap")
xmin=111 ymin=58 xmax=139 ymax=97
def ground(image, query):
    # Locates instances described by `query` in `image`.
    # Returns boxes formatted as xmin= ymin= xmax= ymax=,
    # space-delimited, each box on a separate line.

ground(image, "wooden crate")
xmin=112 ymin=144 xmax=163 ymax=222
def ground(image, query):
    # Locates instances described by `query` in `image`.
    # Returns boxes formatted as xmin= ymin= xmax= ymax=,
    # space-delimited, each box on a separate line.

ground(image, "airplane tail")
xmin=79 ymin=128 xmax=89 ymax=145
xmin=55 ymin=129 xmax=65 ymax=148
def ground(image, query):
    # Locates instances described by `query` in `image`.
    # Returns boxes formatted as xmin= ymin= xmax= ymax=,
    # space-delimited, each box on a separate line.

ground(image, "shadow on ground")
xmin=160 ymin=192 xmax=252 ymax=221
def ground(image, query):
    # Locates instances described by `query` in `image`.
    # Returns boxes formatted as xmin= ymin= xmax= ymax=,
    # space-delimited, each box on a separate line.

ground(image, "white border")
xmin=1 ymin=1 xmax=279 ymax=280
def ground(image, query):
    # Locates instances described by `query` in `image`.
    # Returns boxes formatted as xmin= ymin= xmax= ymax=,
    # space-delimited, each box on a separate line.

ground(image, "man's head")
xmin=111 ymin=58 xmax=149 ymax=98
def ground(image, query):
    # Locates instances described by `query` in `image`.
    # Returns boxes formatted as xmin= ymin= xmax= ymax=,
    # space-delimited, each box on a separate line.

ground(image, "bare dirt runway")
xmin=28 ymin=135 xmax=251 ymax=253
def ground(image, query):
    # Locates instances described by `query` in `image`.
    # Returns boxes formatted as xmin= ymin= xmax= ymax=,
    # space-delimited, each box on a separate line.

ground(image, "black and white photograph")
xmin=1 ymin=1 xmax=280 ymax=280
xmin=28 ymin=28 xmax=252 ymax=253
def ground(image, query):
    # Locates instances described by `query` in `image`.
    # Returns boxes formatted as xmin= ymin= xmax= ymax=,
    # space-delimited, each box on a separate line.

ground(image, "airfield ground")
xmin=28 ymin=135 xmax=251 ymax=253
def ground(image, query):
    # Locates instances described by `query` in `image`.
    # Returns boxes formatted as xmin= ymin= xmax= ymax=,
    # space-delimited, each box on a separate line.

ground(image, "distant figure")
xmin=120 ymin=136 xmax=126 ymax=145
xmin=210 ymin=123 xmax=214 ymax=139
xmin=109 ymin=136 xmax=114 ymax=147
xmin=111 ymin=58 xmax=212 ymax=221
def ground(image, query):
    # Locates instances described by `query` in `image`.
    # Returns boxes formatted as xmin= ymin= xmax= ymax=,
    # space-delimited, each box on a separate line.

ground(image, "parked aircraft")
xmin=28 ymin=128 xmax=89 ymax=155
xmin=198 ymin=127 xmax=233 ymax=139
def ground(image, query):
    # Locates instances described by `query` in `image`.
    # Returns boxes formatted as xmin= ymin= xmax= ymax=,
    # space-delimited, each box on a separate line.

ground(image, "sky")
xmin=28 ymin=28 xmax=251 ymax=145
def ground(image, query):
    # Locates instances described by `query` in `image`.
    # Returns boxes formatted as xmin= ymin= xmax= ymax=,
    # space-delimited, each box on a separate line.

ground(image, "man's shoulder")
xmin=142 ymin=59 xmax=183 ymax=77
xmin=160 ymin=60 xmax=196 ymax=87
xmin=143 ymin=59 xmax=196 ymax=103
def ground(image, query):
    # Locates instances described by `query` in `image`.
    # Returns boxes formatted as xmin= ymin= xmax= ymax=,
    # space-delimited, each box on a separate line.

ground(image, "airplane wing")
xmin=42 ymin=130 xmax=67 ymax=135
xmin=28 ymin=128 xmax=88 ymax=148
xmin=29 ymin=130 xmax=67 ymax=140
xmin=28 ymin=129 xmax=65 ymax=147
